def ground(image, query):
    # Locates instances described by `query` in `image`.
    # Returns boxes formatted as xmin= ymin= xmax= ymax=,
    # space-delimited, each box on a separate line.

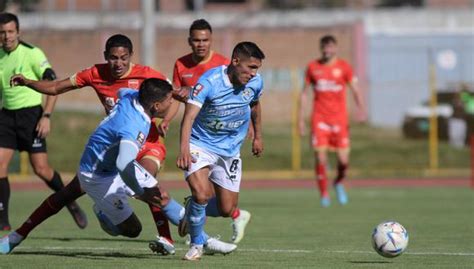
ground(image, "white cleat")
xmin=148 ymin=236 xmax=175 ymax=255
xmin=182 ymin=244 xmax=203 ymax=261
xmin=231 ymin=210 xmax=251 ymax=244
xmin=204 ymin=237 xmax=237 ymax=255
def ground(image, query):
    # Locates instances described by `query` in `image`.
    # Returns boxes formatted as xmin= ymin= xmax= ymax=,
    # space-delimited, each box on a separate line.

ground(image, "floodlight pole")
xmin=141 ymin=0 xmax=156 ymax=68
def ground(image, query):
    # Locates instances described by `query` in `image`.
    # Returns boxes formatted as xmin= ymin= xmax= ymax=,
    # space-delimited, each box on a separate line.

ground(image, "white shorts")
xmin=78 ymin=171 xmax=157 ymax=225
xmin=184 ymin=144 xmax=242 ymax=193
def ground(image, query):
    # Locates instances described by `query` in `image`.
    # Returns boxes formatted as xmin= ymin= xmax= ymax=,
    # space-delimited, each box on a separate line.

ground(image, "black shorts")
xmin=0 ymin=106 xmax=47 ymax=153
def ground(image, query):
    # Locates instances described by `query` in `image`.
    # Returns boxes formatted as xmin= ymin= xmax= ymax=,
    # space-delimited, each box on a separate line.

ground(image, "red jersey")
xmin=173 ymin=51 xmax=229 ymax=87
xmin=305 ymin=58 xmax=354 ymax=123
xmin=70 ymin=63 xmax=167 ymax=143
xmin=71 ymin=63 xmax=167 ymax=112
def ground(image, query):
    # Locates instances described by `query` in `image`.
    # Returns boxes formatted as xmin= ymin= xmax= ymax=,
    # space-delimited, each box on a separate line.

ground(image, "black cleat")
xmin=66 ymin=202 xmax=88 ymax=229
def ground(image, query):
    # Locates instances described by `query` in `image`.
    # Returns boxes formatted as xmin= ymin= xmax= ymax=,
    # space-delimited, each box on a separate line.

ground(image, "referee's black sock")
xmin=44 ymin=171 xmax=65 ymax=192
xmin=0 ymin=177 xmax=10 ymax=225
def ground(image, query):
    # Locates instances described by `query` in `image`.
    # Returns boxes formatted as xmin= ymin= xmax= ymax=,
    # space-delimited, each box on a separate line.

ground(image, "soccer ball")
xmin=371 ymin=221 xmax=409 ymax=258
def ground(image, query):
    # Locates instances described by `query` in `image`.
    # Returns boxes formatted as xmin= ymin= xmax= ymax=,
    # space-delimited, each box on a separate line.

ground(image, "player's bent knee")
xmin=121 ymin=224 xmax=142 ymax=238
xmin=32 ymin=165 xmax=52 ymax=179
xmin=194 ymin=193 xmax=212 ymax=205
xmin=118 ymin=214 xmax=142 ymax=238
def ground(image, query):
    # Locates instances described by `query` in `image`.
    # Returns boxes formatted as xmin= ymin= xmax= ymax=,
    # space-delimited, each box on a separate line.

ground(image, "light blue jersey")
xmin=79 ymin=89 xmax=151 ymax=176
xmin=188 ymin=65 xmax=264 ymax=157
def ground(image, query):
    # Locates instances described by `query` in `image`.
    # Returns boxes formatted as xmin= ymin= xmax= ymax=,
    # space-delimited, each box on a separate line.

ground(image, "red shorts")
xmin=136 ymin=141 xmax=167 ymax=169
xmin=311 ymin=119 xmax=350 ymax=150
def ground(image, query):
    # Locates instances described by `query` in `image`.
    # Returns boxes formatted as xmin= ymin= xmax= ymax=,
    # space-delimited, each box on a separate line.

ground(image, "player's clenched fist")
xmin=10 ymin=74 xmax=29 ymax=87
xmin=138 ymin=187 xmax=163 ymax=208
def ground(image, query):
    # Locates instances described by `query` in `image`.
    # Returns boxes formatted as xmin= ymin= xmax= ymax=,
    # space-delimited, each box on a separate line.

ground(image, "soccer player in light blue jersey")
xmin=77 ymin=78 xmax=173 ymax=237
xmin=177 ymin=41 xmax=265 ymax=261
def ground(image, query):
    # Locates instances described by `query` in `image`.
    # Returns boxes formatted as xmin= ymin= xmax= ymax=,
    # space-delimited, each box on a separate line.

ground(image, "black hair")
xmin=138 ymin=78 xmax=173 ymax=109
xmin=0 ymin=12 xmax=19 ymax=31
xmin=189 ymin=19 xmax=212 ymax=35
xmin=231 ymin=41 xmax=265 ymax=60
xmin=105 ymin=34 xmax=133 ymax=54
xmin=320 ymin=35 xmax=337 ymax=46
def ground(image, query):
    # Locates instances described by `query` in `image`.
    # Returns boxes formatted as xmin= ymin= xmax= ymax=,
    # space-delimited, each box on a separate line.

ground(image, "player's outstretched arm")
xmin=177 ymin=103 xmax=200 ymax=170
xmin=10 ymin=74 xmax=76 ymax=95
xmin=35 ymin=68 xmax=59 ymax=138
xmin=250 ymin=101 xmax=263 ymax=157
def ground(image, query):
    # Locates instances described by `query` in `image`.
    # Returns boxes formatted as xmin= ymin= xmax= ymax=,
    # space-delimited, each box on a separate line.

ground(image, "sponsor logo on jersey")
xmin=137 ymin=132 xmax=145 ymax=144
xmin=182 ymin=73 xmax=193 ymax=78
xmin=193 ymin=83 xmax=204 ymax=97
xmin=128 ymin=79 xmax=140 ymax=89
xmin=315 ymin=79 xmax=343 ymax=92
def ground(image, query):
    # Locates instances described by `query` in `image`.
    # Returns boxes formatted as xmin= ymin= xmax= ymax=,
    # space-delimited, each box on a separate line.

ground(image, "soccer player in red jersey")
xmin=163 ymin=19 xmax=252 ymax=244
xmin=1 ymin=34 xmax=185 ymax=255
xmin=298 ymin=35 xmax=366 ymax=207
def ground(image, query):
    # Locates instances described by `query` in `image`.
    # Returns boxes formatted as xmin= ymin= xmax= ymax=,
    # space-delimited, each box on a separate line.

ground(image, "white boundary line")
xmin=13 ymin=246 xmax=474 ymax=256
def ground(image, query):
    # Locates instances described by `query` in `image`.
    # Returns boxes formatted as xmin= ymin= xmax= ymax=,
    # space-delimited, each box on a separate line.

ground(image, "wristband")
xmin=42 ymin=113 xmax=51 ymax=118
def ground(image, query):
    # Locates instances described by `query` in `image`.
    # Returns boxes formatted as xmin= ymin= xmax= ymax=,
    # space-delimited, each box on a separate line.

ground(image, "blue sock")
xmin=188 ymin=198 xmax=207 ymax=245
xmin=205 ymin=196 xmax=220 ymax=217
xmin=161 ymin=199 xmax=184 ymax=226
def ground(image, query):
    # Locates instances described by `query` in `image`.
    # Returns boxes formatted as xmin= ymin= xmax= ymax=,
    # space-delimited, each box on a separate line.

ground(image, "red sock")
xmin=231 ymin=208 xmax=240 ymax=220
xmin=316 ymin=164 xmax=328 ymax=197
xmin=16 ymin=177 xmax=84 ymax=238
xmin=16 ymin=196 xmax=62 ymax=238
xmin=334 ymin=163 xmax=348 ymax=185
xmin=148 ymin=204 xmax=173 ymax=243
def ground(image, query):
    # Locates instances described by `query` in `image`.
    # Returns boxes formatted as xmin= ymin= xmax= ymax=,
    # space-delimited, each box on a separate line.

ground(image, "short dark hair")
xmin=0 ymin=12 xmax=19 ymax=31
xmin=105 ymin=34 xmax=133 ymax=54
xmin=138 ymin=78 xmax=173 ymax=109
xmin=232 ymin=41 xmax=265 ymax=60
xmin=320 ymin=35 xmax=337 ymax=46
xmin=189 ymin=19 xmax=212 ymax=35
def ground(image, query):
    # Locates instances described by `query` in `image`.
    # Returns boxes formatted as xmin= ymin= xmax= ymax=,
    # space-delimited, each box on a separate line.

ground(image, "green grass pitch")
xmin=1 ymin=187 xmax=473 ymax=268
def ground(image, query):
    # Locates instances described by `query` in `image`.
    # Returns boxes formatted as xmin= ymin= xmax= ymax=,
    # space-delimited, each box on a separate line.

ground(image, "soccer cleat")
xmin=334 ymin=183 xmax=348 ymax=205
xmin=320 ymin=195 xmax=330 ymax=207
xmin=183 ymin=244 xmax=203 ymax=261
xmin=0 ymin=233 xmax=21 ymax=254
xmin=204 ymin=237 xmax=237 ymax=255
xmin=231 ymin=210 xmax=251 ymax=244
xmin=148 ymin=236 xmax=175 ymax=255
xmin=66 ymin=202 xmax=88 ymax=229
xmin=178 ymin=196 xmax=192 ymax=237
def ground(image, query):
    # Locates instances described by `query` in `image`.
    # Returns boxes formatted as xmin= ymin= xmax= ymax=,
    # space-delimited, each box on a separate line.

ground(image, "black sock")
xmin=44 ymin=171 xmax=65 ymax=192
xmin=0 ymin=177 xmax=10 ymax=224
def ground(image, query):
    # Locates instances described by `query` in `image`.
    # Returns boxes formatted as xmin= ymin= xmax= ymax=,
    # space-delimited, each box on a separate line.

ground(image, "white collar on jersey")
xmin=133 ymin=97 xmax=151 ymax=124
xmin=222 ymin=66 xmax=233 ymax=88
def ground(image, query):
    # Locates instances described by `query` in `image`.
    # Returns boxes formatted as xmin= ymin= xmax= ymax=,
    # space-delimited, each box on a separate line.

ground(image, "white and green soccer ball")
xmin=372 ymin=221 xmax=409 ymax=258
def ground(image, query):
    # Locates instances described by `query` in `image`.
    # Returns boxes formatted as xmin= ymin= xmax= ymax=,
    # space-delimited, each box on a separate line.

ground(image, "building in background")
xmin=1 ymin=1 xmax=473 ymax=129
